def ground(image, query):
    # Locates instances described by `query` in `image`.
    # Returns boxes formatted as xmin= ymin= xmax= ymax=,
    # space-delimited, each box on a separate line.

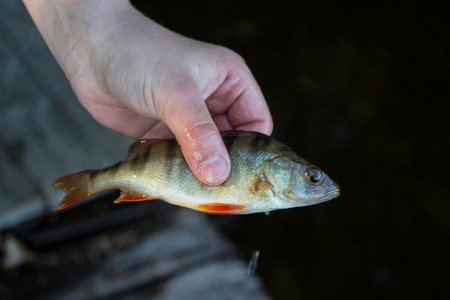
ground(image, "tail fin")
xmin=51 ymin=170 xmax=93 ymax=211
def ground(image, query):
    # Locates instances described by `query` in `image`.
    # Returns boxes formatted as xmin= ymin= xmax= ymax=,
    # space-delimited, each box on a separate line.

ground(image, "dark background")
xmin=130 ymin=0 xmax=450 ymax=298
xmin=1 ymin=0 xmax=448 ymax=299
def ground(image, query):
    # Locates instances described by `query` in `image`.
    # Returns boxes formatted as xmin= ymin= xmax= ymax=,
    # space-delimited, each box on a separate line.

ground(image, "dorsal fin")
xmin=127 ymin=139 xmax=162 ymax=155
xmin=220 ymin=130 xmax=256 ymax=137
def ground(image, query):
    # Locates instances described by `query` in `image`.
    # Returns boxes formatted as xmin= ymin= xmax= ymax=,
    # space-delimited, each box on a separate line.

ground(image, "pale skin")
xmin=23 ymin=0 xmax=273 ymax=186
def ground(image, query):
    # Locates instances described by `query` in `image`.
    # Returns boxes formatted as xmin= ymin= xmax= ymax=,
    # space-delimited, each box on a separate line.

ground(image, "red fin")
xmin=51 ymin=170 xmax=94 ymax=211
xmin=127 ymin=139 xmax=161 ymax=155
xmin=195 ymin=203 xmax=245 ymax=214
xmin=114 ymin=190 xmax=157 ymax=203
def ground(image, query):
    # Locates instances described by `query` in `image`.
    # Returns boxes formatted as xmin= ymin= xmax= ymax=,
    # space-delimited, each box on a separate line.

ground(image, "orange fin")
xmin=51 ymin=170 xmax=94 ymax=211
xmin=127 ymin=139 xmax=162 ymax=155
xmin=195 ymin=203 xmax=246 ymax=214
xmin=114 ymin=190 xmax=157 ymax=203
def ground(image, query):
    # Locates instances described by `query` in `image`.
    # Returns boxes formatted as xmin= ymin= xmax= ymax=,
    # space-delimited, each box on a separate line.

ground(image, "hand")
xmin=24 ymin=0 xmax=273 ymax=186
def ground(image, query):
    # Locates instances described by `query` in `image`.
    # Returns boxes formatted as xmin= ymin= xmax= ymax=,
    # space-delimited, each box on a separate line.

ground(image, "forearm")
xmin=22 ymin=0 xmax=139 ymax=81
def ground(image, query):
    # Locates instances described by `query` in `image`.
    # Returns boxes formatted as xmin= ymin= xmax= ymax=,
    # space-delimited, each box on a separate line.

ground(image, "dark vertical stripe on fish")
xmin=223 ymin=134 xmax=239 ymax=151
xmin=224 ymin=135 xmax=243 ymax=183
xmin=137 ymin=144 xmax=152 ymax=171
xmin=127 ymin=143 xmax=152 ymax=172
xmin=250 ymin=133 xmax=272 ymax=152
xmin=164 ymin=139 xmax=177 ymax=178
xmin=102 ymin=160 xmax=122 ymax=176
xmin=88 ymin=170 xmax=97 ymax=181
xmin=88 ymin=169 xmax=101 ymax=186
xmin=129 ymin=151 xmax=143 ymax=172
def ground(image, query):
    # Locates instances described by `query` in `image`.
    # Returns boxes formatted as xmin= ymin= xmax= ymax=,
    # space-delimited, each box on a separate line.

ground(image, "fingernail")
xmin=198 ymin=154 xmax=230 ymax=184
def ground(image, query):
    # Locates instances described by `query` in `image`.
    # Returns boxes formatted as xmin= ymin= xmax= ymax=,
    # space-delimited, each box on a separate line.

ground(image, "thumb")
xmin=158 ymin=84 xmax=231 ymax=186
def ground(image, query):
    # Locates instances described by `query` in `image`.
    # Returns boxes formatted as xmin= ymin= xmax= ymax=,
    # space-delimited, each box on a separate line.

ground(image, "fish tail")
xmin=51 ymin=170 xmax=94 ymax=211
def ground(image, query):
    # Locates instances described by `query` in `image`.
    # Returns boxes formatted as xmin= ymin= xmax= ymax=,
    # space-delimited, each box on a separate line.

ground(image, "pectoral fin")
xmin=252 ymin=173 xmax=273 ymax=193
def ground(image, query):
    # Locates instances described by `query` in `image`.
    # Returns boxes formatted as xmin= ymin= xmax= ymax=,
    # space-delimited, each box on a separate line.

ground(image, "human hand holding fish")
xmin=23 ymin=0 xmax=272 ymax=186
xmin=24 ymin=1 xmax=340 ymax=214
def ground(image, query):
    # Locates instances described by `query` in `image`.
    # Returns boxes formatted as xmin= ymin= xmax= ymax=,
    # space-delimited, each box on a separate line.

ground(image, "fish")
xmin=51 ymin=131 xmax=340 ymax=214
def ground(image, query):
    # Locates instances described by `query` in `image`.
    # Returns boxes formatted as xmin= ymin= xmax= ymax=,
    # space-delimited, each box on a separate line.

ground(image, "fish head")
xmin=264 ymin=155 xmax=340 ymax=208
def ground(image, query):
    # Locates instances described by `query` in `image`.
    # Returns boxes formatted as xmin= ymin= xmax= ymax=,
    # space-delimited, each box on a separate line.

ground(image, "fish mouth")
xmin=323 ymin=178 xmax=340 ymax=200
xmin=288 ymin=177 xmax=341 ymax=207
xmin=330 ymin=178 xmax=340 ymax=194
xmin=310 ymin=178 xmax=340 ymax=204
xmin=323 ymin=189 xmax=340 ymax=201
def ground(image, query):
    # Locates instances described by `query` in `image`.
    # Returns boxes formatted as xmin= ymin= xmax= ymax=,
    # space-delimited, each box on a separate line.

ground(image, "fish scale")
xmin=51 ymin=131 xmax=340 ymax=214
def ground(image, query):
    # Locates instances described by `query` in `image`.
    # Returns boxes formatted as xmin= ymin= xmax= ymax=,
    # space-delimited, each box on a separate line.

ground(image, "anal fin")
xmin=114 ymin=190 xmax=158 ymax=203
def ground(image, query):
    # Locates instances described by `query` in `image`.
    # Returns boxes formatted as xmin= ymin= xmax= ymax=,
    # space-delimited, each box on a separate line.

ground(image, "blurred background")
xmin=1 ymin=0 xmax=449 ymax=299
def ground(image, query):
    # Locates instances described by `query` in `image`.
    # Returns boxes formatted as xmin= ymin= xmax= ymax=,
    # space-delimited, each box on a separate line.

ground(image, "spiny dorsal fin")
xmin=220 ymin=130 xmax=257 ymax=137
xmin=127 ymin=139 xmax=162 ymax=155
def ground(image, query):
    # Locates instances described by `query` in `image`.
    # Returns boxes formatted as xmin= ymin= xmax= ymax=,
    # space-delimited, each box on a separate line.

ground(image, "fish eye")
xmin=305 ymin=167 xmax=322 ymax=184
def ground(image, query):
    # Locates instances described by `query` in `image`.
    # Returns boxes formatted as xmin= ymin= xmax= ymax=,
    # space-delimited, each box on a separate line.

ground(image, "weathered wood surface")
xmin=0 ymin=1 xmax=271 ymax=299
xmin=0 ymin=0 xmax=132 ymax=230
xmin=38 ymin=209 xmax=269 ymax=300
